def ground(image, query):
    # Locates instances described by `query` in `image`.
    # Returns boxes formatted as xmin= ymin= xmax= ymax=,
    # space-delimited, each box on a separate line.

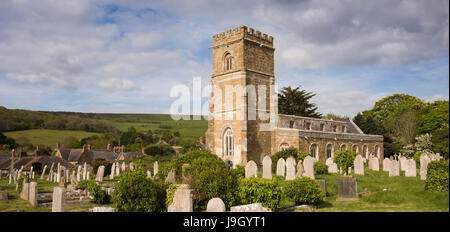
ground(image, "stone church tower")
xmin=205 ymin=26 xmax=276 ymax=167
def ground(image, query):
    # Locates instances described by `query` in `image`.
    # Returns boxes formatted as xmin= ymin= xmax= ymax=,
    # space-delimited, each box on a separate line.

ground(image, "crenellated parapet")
xmin=212 ymin=25 xmax=273 ymax=47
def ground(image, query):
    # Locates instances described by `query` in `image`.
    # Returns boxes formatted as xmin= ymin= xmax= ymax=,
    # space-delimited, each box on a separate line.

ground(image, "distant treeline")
xmin=0 ymin=106 xmax=117 ymax=133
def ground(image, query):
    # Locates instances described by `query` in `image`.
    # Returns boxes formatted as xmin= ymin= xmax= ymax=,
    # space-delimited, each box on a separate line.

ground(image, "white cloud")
xmin=98 ymin=78 xmax=137 ymax=91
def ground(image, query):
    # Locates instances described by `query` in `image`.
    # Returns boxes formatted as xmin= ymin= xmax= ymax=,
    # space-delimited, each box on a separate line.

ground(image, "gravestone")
xmin=420 ymin=154 xmax=431 ymax=180
xmin=165 ymin=170 xmax=176 ymax=184
xmin=115 ymin=163 xmax=120 ymax=176
xmin=147 ymin=170 xmax=152 ymax=178
xmin=52 ymin=187 xmax=66 ymax=212
xmin=389 ymin=160 xmax=400 ymax=177
xmin=262 ymin=156 xmax=272 ymax=180
xmin=337 ymin=176 xmax=359 ymax=200
xmin=370 ymin=157 xmax=379 ymax=171
xmin=400 ymin=157 xmax=408 ymax=172
xmin=91 ymin=207 xmax=116 ymax=212
xmin=354 ymin=155 xmax=364 ymax=175
xmin=0 ymin=190 xmax=7 ymax=201
xmin=76 ymin=165 xmax=82 ymax=182
xmin=29 ymin=182 xmax=38 ymax=206
xmin=285 ymin=157 xmax=296 ymax=181
xmin=303 ymin=156 xmax=315 ymax=179
xmin=207 ymin=198 xmax=226 ymax=212
xmin=382 ymin=158 xmax=391 ymax=172
xmin=276 ymin=158 xmax=285 ymax=177
xmin=153 ymin=161 xmax=159 ymax=176
xmin=296 ymin=160 xmax=303 ymax=178
xmin=315 ymin=179 xmax=326 ymax=195
xmin=121 ymin=163 xmax=126 ymax=172
xmin=405 ymin=159 xmax=417 ymax=177
xmin=245 ymin=160 xmax=258 ymax=178
xmin=20 ymin=180 xmax=30 ymax=200
xmin=168 ymin=184 xmax=193 ymax=212
xmin=110 ymin=163 xmax=116 ymax=179
xmin=83 ymin=162 xmax=87 ymax=180
xmin=230 ymin=203 xmax=271 ymax=212
xmin=96 ymin=166 xmax=105 ymax=182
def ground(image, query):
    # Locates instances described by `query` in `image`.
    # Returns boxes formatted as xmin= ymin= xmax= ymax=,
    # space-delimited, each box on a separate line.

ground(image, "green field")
xmin=4 ymin=129 xmax=101 ymax=148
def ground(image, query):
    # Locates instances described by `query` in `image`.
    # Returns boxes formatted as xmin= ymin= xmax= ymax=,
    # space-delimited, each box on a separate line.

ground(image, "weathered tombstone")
xmin=153 ymin=161 xmax=159 ymax=176
xmin=245 ymin=160 xmax=258 ymax=178
xmin=76 ymin=165 xmax=82 ymax=182
xmin=337 ymin=176 xmax=359 ymax=200
xmin=405 ymin=159 xmax=417 ymax=177
xmin=370 ymin=157 xmax=379 ymax=171
xmin=9 ymin=173 xmax=12 ymax=184
xmin=0 ymin=190 xmax=7 ymax=201
xmin=65 ymin=169 xmax=69 ymax=183
xmin=420 ymin=154 xmax=431 ymax=180
xmin=110 ymin=163 xmax=116 ymax=179
xmin=315 ymin=179 xmax=327 ymax=195
xmin=382 ymin=158 xmax=391 ymax=172
xmin=147 ymin=170 xmax=152 ymax=178
xmin=262 ymin=156 xmax=272 ymax=180
xmin=285 ymin=157 xmax=296 ymax=181
xmin=20 ymin=180 xmax=30 ymax=200
xmin=56 ymin=168 xmax=61 ymax=183
xmin=276 ymin=158 xmax=285 ymax=177
xmin=91 ymin=207 xmax=116 ymax=212
xmin=32 ymin=171 xmax=35 ymax=179
xmin=167 ymin=184 xmax=193 ymax=212
xmin=206 ymin=198 xmax=226 ymax=212
xmin=354 ymin=155 xmax=364 ymax=175
xmin=115 ymin=163 xmax=120 ymax=175
xmin=29 ymin=182 xmax=38 ymax=206
xmin=303 ymin=156 xmax=315 ymax=179
xmin=296 ymin=160 xmax=303 ymax=178
xmin=165 ymin=169 xmax=176 ymax=184
xmin=52 ymin=187 xmax=66 ymax=212
xmin=327 ymin=160 xmax=338 ymax=173
xmin=389 ymin=160 xmax=400 ymax=176
xmin=95 ymin=165 xmax=105 ymax=182
xmin=230 ymin=203 xmax=271 ymax=212
xmin=29 ymin=166 xmax=33 ymax=179
xmin=400 ymin=157 xmax=408 ymax=172
xmin=121 ymin=163 xmax=126 ymax=172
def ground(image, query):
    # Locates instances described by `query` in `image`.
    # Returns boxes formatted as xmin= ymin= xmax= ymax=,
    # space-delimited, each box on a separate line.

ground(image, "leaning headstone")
xmin=167 ymin=184 xmax=193 ymax=212
xmin=262 ymin=156 xmax=272 ymax=180
xmin=245 ymin=160 xmax=258 ymax=178
xmin=153 ymin=161 xmax=159 ymax=176
xmin=52 ymin=187 xmax=66 ymax=212
xmin=91 ymin=207 xmax=116 ymax=212
xmin=389 ymin=160 xmax=400 ymax=177
xmin=40 ymin=165 xmax=48 ymax=179
xmin=315 ymin=179 xmax=327 ymax=196
xmin=29 ymin=182 xmax=38 ymax=206
xmin=93 ymin=166 xmax=103 ymax=182
xmin=296 ymin=160 xmax=304 ymax=178
xmin=110 ymin=163 xmax=116 ymax=179
xmin=303 ymin=156 xmax=315 ymax=179
xmin=285 ymin=157 xmax=296 ymax=181
xmin=420 ymin=154 xmax=431 ymax=180
xmin=276 ymin=158 xmax=285 ymax=177
xmin=20 ymin=180 xmax=30 ymax=201
xmin=382 ymin=158 xmax=391 ymax=172
xmin=230 ymin=203 xmax=271 ymax=212
xmin=206 ymin=198 xmax=226 ymax=212
xmin=29 ymin=166 xmax=33 ymax=179
xmin=337 ymin=176 xmax=359 ymax=200
xmin=405 ymin=159 xmax=417 ymax=177
xmin=354 ymin=155 xmax=364 ymax=175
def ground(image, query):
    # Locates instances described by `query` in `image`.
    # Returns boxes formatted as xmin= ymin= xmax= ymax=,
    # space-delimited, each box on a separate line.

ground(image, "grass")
xmin=4 ymin=129 xmax=101 ymax=148
xmin=277 ymin=168 xmax=449 ymax=212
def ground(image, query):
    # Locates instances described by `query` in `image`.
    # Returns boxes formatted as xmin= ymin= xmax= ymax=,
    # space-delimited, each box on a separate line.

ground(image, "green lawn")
xmin=4 ymin=129 xmax=101 ymax=148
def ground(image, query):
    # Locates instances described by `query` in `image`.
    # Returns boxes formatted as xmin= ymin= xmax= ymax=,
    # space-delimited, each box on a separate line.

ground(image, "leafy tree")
xmin=0 ymin=132 xmax=16 ymax=149
xmin=145 ymin=144 xmax=175 ymax=157
xmin=278 ymin=86 xmax=322 ymax=118
xmin=418 ymin=100 xmax=449 ymax=134
xmin=431 ymin=127 xmax=449 ymax=159
xmin=333 ymin=150 xmax=357 ymax=175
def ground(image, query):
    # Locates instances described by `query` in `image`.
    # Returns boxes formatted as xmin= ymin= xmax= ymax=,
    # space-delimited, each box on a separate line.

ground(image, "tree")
xmin=431 ymin=127 xmax=449 ymax=159
xmin=278 ymin=86 xmax=322 ymax=118
xmin=418 ymin=100 xmax=449 ymax=134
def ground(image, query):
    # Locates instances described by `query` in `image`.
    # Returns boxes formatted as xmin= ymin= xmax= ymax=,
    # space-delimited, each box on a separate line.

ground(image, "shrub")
xmin=231 ymin=165 xmax=245 ymax=179
xmin=333 ymin=150 xmax=357 ymax=175
xmin=238 ymin=177 xmax=283 ymax=211
xmin=76 ymin=180 xmax=92 ymax=190
xmin=185 ymin=155 xmax=239 ymax=210
xmin=145 ymin=144 xmax=175 ymax=157
xmin=314 ymin=162 xmax=328 ymax=175
xmin=412 ymin=151 xmax=422 ymax=168
xmin=284 ymin=177 xmax=324 ymax=206
xmin=76 ymin=179 xmax=110 ymax=204
xmin=179 ymin=139 xmax=203 ymax=154
xmin=112 ymin=167 xmax=166 ymax=212
xmin=425 ymin=161 xmax=449 ymax=192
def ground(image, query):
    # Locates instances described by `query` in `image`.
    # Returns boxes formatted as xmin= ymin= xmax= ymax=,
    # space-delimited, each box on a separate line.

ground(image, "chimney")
xmin=87 ymin=144 xmax=91 ymax=150
xmin=82 ymin=144 xmax=86 ymax=153
xmin=11 ymin=149 xmax=15 ymax=157
xmin=56 ymin=143 xmax=60 ymax=150
xmin=107 ymin=143 xmax=111 ymax=151
xmin=199 ymin=136 xmax=204 ymax=144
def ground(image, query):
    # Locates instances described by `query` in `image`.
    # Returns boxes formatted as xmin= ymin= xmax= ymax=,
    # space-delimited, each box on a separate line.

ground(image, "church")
xmin=205 ymin=26 xmax=384 ymax=168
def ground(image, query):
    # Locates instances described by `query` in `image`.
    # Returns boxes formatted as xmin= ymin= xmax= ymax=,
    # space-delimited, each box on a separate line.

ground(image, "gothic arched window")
xmin=223 ymin=128 xmax=234 ymax=156
xmin=352 ymin=144 xmax=358 ymax=153
xmin=374 ymin=145 xmax=379 ymax=158
xmin=224 ymin=53 xmax=232 ymax=71
xmin=310 ymin=143 xmax=318 ymax=160
xmin=326 ymin=144 xmax=333 ymax=159
xmin=340 ymin=144 xmax=347 ymax=151
xmin=362 ymin=145 xmax=368 ymax=158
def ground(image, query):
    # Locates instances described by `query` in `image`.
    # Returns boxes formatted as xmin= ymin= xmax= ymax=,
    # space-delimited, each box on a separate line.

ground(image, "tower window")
xmin=289 ymin=121 xmax=294 ymax=128
xmin=224 ymin=53 xmax=232 ymax=71
xmin=223 ymin=128 xmax=234 ymax=156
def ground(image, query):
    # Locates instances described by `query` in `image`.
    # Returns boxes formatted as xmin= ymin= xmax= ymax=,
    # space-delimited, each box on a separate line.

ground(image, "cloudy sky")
xmin=0 ymin=0 xmax=448 ymax=118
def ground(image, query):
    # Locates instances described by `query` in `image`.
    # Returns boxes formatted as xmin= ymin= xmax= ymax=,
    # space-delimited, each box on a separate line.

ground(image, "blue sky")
xmin=0 ymin=0 xmax=448 ymax=118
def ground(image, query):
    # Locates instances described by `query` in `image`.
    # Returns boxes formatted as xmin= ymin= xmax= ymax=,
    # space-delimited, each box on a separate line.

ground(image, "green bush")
xmin=76 ymin=180 xmax=92 ymax=190
xmin=333 ymin=150 xmax=357 ymax=175
xmin=111 ymin=167 xmax=166 ymax=212
xmin=179 ymin=139 xmax=203 ymax=154
xmin=284 ymin=177 xmax=324 ymax=206
xmin=76 ymin=179 xmax=110 ymax=204
xmin=412 ymin=151 xmax=422 ymax=168
xmin=425 ymin=161 xmax=449 ymax=192
xmin=145 ymin=144 xmax=175 ymax=157
xmin=185 ymin=155 xmax=239 ymax=211
xmin=231 ymin=165 xmax=245 ymax=179
xmin=238 ymin=177 xmax=283 ymax=211
xmin=314 ymin=162 xmax=328 ymax=175
xmin=271 ymin=147 xmax=299 ymax=172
